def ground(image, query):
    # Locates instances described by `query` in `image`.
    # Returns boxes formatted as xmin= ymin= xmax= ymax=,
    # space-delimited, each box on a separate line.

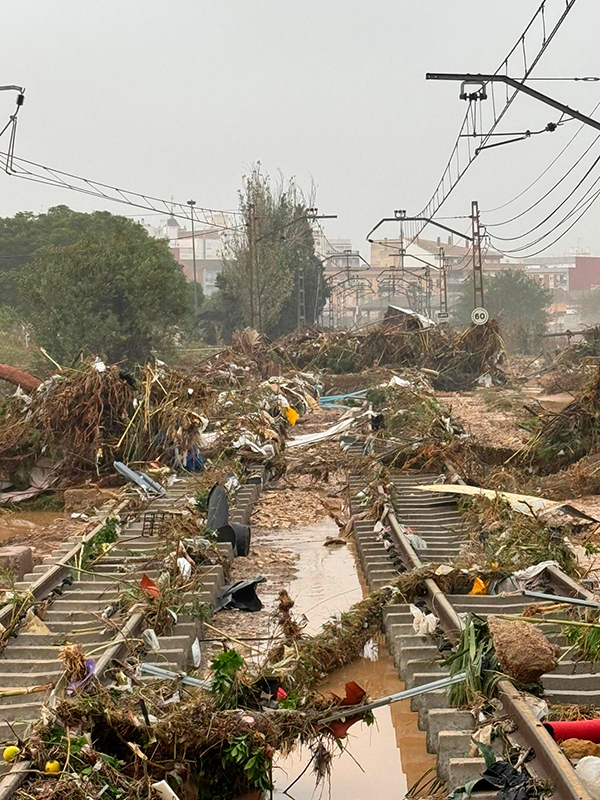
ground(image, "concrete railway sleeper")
xmin=351 ymin=470 xmax=595 ymax=800
xmin=0 ymin=468 xmax=263 ymax=798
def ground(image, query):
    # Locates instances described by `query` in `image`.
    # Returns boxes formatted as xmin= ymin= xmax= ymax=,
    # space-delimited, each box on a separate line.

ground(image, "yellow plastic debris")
xmin=45 ymin=760 xmax=60 ymax=774
xmin=469 ymin=577 xmax=489 ymax=595
xmin=285 ymin=407 xmax=299 ymax=425
xmin=3 ymin=746 xmax=19 ymax=763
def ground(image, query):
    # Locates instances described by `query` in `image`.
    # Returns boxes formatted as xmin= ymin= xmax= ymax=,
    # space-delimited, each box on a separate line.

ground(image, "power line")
xmin=491 ymin=186 xmax=600 ymax=258
xmin=0 ymin=150 xmax=243 ymax=234
xmin=487 ymin=173 xmax=600 ymax=254
xmin=412 ymin=0 xmax=579 ymax=236
xmin=482 ymin=98 xmax=600 ymax=214
xmin=486 ymin=152 xmax=600 ymax=241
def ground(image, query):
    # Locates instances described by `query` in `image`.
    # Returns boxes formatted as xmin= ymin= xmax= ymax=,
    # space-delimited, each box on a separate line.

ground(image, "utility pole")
xmin=438 ymin=247 xmax=448 ymax=318
xmin=187 ymin=200 xmax=199 ymax=323
xmin=246 ymin=202 xmax=256 ymax=329
xmin=298 ymin=264 xmax=306 ymax=327
xmin=251 ymin=205 xmax=262 ymax=332
xmin=425 ymin=265 xmax=432 ymax=317
xmin=471 ymin=200 xmax=484 ymax=309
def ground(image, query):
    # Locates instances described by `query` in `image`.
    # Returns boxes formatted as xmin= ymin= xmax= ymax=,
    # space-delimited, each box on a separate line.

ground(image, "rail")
xmin=382 ymin=480 xmax=591 ymax=800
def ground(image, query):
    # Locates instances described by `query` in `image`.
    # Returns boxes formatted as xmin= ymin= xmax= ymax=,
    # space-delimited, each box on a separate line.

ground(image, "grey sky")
xmin=1 ymin=0 xmax=599 ymax=258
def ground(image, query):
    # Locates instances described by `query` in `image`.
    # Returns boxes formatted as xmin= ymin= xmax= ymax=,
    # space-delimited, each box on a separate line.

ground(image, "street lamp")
xmin=187 ymin=199 xmax=199 ymax=322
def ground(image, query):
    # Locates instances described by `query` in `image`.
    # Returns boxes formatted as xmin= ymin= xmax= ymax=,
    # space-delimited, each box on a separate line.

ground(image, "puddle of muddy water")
xmin=274 ymin=516 xmax=363 ymax=633
xmin=0 ymin=511 xmax=65 ymax=542
xmin=265 ymin=515 xmax=435 ymax=800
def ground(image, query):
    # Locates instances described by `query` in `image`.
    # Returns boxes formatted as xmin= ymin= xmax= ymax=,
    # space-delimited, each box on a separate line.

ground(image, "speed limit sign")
xmin=471 ymin=307 xmax=489 ymax=325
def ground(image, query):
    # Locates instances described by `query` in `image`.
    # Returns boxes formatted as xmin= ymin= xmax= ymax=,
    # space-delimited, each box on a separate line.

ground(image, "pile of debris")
xmin=0 ymin=356 xmax=320 ymax=500
xmin=274 ymin=318 xmax=508 ymax=391
xmin=527 ymin=366 xmax=600 ymax=471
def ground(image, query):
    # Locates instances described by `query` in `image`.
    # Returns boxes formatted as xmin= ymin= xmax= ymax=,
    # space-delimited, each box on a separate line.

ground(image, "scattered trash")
xmin=410 ymin=604 xmax=437 ymax=636
xmin=576 ymin=756 xmax=600 ymax=800
xmin=215 ymin=577 xmax=266 ymax=612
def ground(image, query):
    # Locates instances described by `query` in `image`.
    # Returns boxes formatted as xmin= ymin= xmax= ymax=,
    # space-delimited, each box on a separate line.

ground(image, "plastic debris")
xmin=410 ymin=604 xmax=437 ymax=636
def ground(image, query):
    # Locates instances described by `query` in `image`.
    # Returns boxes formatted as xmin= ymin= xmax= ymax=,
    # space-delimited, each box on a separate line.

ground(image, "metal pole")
xmin=246 ymin=202 xmax=256 ymax=328
xmin=425 ymin=73 xmax=600 ymax=134
xmin=187 ymin=200 xmax=199 ymax=322
xmin=439 ymin=247 xmax=448 ymax=316
xmin=319 ymin=673 xmax=467 ymax=725
xmin=471 ymin=200 xmax=484 ymax=309
xmin=252 ymin=206 xmax=262 ymax=332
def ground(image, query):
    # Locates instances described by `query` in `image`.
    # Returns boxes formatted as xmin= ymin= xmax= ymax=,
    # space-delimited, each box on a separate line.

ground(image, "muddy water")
xmin=270 ymin=516 xmax=435 ymax=799
xmin=0 ymin=511 xmax=64 ymax=542
xmin=276 ymin=517 xmax=363 ymax=632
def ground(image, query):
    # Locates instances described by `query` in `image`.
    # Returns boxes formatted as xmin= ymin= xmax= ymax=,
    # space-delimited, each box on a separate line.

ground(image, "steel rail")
xmin=384 ymin=489 xmax=591 ymax=800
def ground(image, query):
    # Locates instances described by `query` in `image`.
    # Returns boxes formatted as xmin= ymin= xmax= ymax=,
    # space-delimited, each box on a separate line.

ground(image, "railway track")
xmin=351 ymin=470 xmax=596 ymax=800
xmin=0 ymin=471 xmax=262 ymax=798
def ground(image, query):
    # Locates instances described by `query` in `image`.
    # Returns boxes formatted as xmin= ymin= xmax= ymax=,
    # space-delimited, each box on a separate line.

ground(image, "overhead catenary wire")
xmin=485 ymin=159 xmax=600 ymax=253
xmin=409 ymin=0 xmax=579 ymax=243
xmin=0 ymin=149 xmax=243 ymax=234
xmin=486 ymin=152 xmax=600 ymax=242
xmin=490 ymin=185 xmax=600 ymax=258
xmin=482 ymin=98 xmax=600 ymax=215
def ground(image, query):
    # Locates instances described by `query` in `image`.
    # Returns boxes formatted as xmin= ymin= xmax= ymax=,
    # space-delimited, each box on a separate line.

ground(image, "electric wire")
xmin=482 ymin=98 xmax=600 ymax=214
xmin=0 ymin=150 xmax=243 ymax=234
xmin=487 ymin=152 xmax=600 ymax=241
xmin=410 ymin=0 xmax=579 ymax=239
xmin=487 ymin=174 xmax=600 ymax=253
xmin=491 ymin=186 xmax=600 ymax=258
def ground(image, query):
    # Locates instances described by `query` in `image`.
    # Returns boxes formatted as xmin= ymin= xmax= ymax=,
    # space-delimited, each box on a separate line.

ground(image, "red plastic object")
xmin=544 ymin=718 xmax=600 ymax=743
xmin=139 ymin=574 xmax=160 ymax=597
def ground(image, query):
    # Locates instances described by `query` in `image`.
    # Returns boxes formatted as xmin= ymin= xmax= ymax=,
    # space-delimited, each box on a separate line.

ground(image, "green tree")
xmin=0 ymin=205 xmax=153 ymax=309
xmin=215 ymin=165 xmax=326 ymax=338
xmin=20 ymin=221 xmax=189 ymax=364
xmin=452 ymin=269 xmax=551 ymax=353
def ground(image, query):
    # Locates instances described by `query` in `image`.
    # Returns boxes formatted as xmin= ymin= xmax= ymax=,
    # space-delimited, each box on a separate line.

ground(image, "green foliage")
xmin=563 ymin=617 xmax=600 ymax=662
xmin=446 ymin=614 xmax=505 ymax=706
xmin=460 ymin=496 xmax=578 ymax=576
xmin=78 ymin=517 xmax=120 ymax=569
xmin=1 ymin=206 xmax=190 ymax=364
xmin=452 ymin=270 xmax=551 ymax=353
xmin=222 ymin=735 xmax=272 ymax=793
xmin=0 ymin=307 xmax=33 ymax=380
xmin=210 ymin=649 xmax=245 ymax=707
xmin=195 ymin=488 xmax=211 ymax=513
xmin=209 ymin=165 xmax=326 ymax=340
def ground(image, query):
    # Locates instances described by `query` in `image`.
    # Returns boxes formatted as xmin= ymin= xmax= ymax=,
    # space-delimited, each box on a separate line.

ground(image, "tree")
xmin=215 ymin=165 xmax=326 ymax=338
xmin=575 ymin=288 xmax=600 ymax=324
xmin=452 ymin=269 xmax=551 ymax=353
xmin=0 ymin=205 xmax=155 ymax=310
xmin=20 ymin=219 xmax=190 ymax=364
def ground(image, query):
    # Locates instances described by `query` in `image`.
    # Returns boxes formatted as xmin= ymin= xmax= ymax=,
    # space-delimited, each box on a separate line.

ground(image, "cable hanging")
xmin=0 ymin=149 xmax=243 ymax=233
xmin=482 ymin=98 xmax=600 ymax=215
xmin=409 ymin=0 xmax=579 ymax=242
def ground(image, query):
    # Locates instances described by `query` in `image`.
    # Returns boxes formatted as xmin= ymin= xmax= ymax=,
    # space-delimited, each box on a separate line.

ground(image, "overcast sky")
xmin=1 ymin=0 xmax=599 ymax=258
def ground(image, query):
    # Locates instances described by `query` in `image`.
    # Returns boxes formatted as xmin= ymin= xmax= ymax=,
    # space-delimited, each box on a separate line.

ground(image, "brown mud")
xmin=226 ymin=504 xmax=433 ymax=799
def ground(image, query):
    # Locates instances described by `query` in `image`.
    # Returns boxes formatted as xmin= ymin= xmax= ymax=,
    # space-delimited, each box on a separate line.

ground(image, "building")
xmin=146 ymin=216 xmax=230 ymax=297
xmin=523 ymin=249 xmax=600 ymax=293
xmin=369 ymin=234 xmax=508 ymax=315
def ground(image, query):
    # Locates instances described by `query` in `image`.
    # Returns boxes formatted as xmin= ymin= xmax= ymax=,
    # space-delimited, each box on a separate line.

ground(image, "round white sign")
xmin=471 ymin=307 xmax=489 ymax=325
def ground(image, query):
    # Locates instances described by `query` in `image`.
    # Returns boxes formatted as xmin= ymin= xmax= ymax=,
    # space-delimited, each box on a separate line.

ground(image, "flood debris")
xmin=487 ymin=615 xmax=559 ymax=684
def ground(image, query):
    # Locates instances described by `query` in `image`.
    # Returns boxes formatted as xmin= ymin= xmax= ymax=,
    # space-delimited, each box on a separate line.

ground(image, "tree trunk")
xmin=0 ymin=365 xmax=41 ymax=393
